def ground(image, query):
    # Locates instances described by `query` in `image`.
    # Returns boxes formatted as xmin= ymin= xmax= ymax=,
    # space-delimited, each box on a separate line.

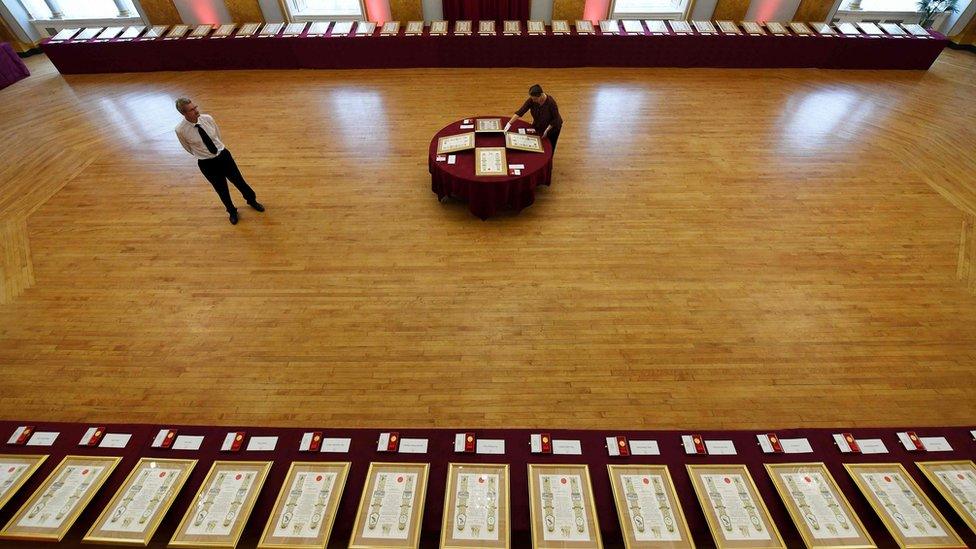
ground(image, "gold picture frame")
xmin=168 ymin=460 xmax=272 ymax=548
xmin=504 ymin=132 xmax=545 ymax=153
xmin=0 ymin=455 xmax=121 ymax=542
xmin=475 ymin=118 xmax=504 ymax=133
xmin=257 ymin=461 xmax=351 ymax=548
xmin=475 ymin=148 xmax=508 ymax=177
xmin=349 ymin=462 xmax=429 ymax=548
xmin=437 ymin=132 xmax=476 ymax=155
xmin=686 ymin=464 xmax=786 ymax=549
xmin=764 ymin=463 xmax=875 ymax=548
xmin=527 ymin=464 xmax=603 ymax=548
xmin=440 ymin=463 xmax=510 ymax=548
xmin=915 ymin=461 xmax=976 ymax=537
xmin=607 ymin=464 xmax=695 ymax=548
xmin=84 ymin=458 xmax=197 ymax=546
xmin=843 ymin=463 xmax=964 ymax=549
xmin=0 ymin=454 xmax=48 ymax=512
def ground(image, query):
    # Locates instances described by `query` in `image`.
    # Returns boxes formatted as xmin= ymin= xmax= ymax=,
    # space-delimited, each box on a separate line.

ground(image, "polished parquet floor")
xmin=1 ymin=52 xmax=975 ymax=429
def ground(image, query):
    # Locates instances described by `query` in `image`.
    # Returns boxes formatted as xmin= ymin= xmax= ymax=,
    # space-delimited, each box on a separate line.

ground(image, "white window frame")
xmin=608 ymin=0 xmax=694 ymax=21
xmin=279 ymin=0 xmax=368 ymax=22
xmin=827 ymin=0 xmax=952 ymax=31
xmin=16 ymin=0 xmax=149 ymax=37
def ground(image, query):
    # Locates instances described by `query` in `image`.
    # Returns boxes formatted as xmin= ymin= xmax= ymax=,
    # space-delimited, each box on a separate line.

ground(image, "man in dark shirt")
xmin=505 ymin=84 xmax=564 ymax=152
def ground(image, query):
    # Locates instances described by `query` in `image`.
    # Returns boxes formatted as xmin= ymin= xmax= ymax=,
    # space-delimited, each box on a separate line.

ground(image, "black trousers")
xmin=197 ymin=149 xmax=256 ymax=213
xmin=548 ymin=130 xmax=560 ymax=152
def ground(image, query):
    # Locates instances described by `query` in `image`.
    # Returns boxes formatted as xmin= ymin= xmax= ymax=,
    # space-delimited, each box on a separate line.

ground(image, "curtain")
xmin=442 ymin=0 xmax=531 ymax=22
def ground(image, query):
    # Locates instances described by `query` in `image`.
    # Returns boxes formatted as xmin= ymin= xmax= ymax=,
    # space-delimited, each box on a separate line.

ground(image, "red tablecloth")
xmin=429 ymin=118 xmax=553 ymax=219
xmin=0 ymin=43 xmax=29 ymax=90
xmin=40 ymin=25 xmax=948 ymax=74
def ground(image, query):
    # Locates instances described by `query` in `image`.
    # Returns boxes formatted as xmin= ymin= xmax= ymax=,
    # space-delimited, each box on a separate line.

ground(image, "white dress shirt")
xmin=175 ymin=114 xmax=226 ymax=160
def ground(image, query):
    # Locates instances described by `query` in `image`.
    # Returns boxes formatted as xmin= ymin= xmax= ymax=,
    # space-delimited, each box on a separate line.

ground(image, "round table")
xmin=428 ymin=117 xmax=553 ymax=219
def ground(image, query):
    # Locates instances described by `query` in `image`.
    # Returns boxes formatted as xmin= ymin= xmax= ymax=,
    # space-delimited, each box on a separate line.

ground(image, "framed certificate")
xmin=0 ymin=455 xmax=121 ymax=542
xmin=740 ymin=21 xmax=764 ymax=35
xmin=844 ymin=463 xmax=964 ymax=548
xmin=354 ymin=22 xmax=375 ymax=36
xmin=717 ymin=21 xmax=741 ymax=34
xmin=765 ymin=463 xmax=875 ymax=548
xmin=504 ymin=132 xmax=544 ymax=153
xmin=551 ymin=20 xmax=571 ymax=34
xmin=307 ymin=21 xmax=332 ymax=36
xmin=165 ymin=24 xmax=190 ymax=39
xmin=607 ymin=465 xmax=694 ymax=548
xmin=856 ymin=22 xmax=884 ymax=35
xmin=693 ymin=20 xmax=717 ymax=34
xmin=576 ymin=20 xmax=596 ymax=34
xmin=437 ymin=132 xmax=476 ymax=155
xmin=140 ymin=25 xmax=168 ymax=40
xmin=258 ymin=462 xmax=351 ymax=548
xmin=645 ymin=20 xmax=669 ymax=34
xmin=406 ymin=21 xmax=425 ymax=35
xmin=503 ymin=20 xmax=521 ymax=35
xmin=669 ymin=20 xmax=693 ymax=34
xmin=915 ymin=461 xmax=976 ymax=536
xmin=527 ymin=21 xmax=546 ymax=34
xmin=283 ymin=22 xmax=309 ymax=36
xmin=260 ymin=23 xmax=285 ymax=37
xmin=902 ymin=23 xmax=931 ymax=37
xmin=169 ymin=460 xmax=272 ymax=548
xmin=765 ymin=22 xmax=788 ymax=35
xmin=331 ymin=21 xmax=354 ymax=35
xmin=96 ymin=26 xmax=125 ymax=40
xmin=50 ymin=28 xmax=80 ymax=41
xmin=235 ymin=23 xmax=261 ymax=37
xmin=527 ymin=464 xmax=602 ymax=548
xmin=622 ymin=20 xmax=644 ymax=34
xmin=880 ymin=23 xmax=908 ymax=36
xmin=75 ymin=27 xmax=104 ymax=41
xmin=430 ymin=21 xmax=449 ymax=34
xmin=811 ymin=22 xmax=837 ymax=35
xmin=349 ymin=462 xmax=429 ymax=548
xmin=789 ymin=22 xmax=813 ymax=35
xmin=686 ymin=464 xmax=785 ymax=548
xmin=476 ymin=118 xmax=503 ymax=133
xmin=381 ymin=21 xmax=400 ymax=35
xmin=211 ymin=24 xmax=237 ymax=38
xmin=835 ymin=22 xmax=860 ymax=36
xmin=475 ymin=148 xmax=508 ymax=177
xmin=455 ymin=21 xmax=473 ymax=35
xmin=188 ymin=24 xmax=213 ymax=39
xmin=600 ymin=20 xmax=620 ymax=34
xmin=83 ymin=458 xmax=196 ymax=546
xmin=479 ymin=21 xmax=496 ymax=34
xmin=0 ymin=455 xmax=47 ymax=512
xmin=440 ymin=463 xmax=510 ymax=548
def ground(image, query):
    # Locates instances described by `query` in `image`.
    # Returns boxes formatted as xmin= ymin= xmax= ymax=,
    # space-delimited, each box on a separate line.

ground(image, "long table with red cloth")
xmin=0 ymin=420 xmax=974 ymax=547
xmin=430 ymin=117 xmax=552 ymax=219
xmin=0 ymin=43 xmax=29 ymax=90
xmin=41 ymin=25 xmax=948 ymax=75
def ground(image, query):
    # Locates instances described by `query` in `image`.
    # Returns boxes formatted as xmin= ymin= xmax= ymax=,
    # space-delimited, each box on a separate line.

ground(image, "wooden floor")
xmin=1 ymin=52 xmax=975 ymax=430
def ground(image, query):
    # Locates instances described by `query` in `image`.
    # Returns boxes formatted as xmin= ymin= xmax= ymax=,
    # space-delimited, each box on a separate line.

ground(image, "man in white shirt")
xmin=175 ymin=97 xmax=263 ymax=224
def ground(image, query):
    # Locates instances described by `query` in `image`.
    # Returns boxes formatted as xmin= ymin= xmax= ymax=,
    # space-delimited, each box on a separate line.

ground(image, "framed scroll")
xmin=835 ymin=22 xmax=860 ymax=36
xmin=259 ymin=23 xmax=285 ymax=37
xmin=235 ymin=23 xmax=261 ymax=38
xmin=211 ymin=24 xmax=237 ymax=38
xmin=765 ymin=463 xmax=875 ymax=548
xmin=575 ymin=20 xmax=596 ymax=34
xmin=430 ymin=21 xmax=449 ymax=35
xmin=0 ymin=455 xmax=47 ymax=512
xmin=600 ymin=20 xmax=620 ymax=34
xmin=437 ymin=132 xmax=476 ymax=155
xmin=504 ymin=132 xmax=544 ymax=153
xmin=165 ymin=24 xmax=190 ymax=39
xmin=406 ymin=21 xmax=425 ymax=35
xmin=353 ymin=22 xmax=375 ymax=36
xmin=257 ymin=462 xmax=351 ymax=548
xmin=84 ymin=458 xmax=197 ymax=546
xmin=169 ymin=460 xmax=272 ymax=548
xmin=810 ymin=22 xmax=837 ymax=36
xmin=381 ymin=22 xmax=400 ymax=36
xmin=607 ymin=465 xmax=694 ymax=548
xmin=440 ymin=463 xmax=510 ymax=548
xmin=686 ymin=464 xmax=785 ymax=548
xmin=844 ymin=463 xmax=964 ymax=548
xmin=139 ymin=25 xmax=168 ymax=40
xmin=717 ymin=21 xmax=741 ymax=34
xmin=789 ymin=22 xmax=813 ymax=35
xmin=476 ymin=118 xmax=504 ymax=133
xmin=349 ymin=462 xmax=429 ymax=548
xmin=0 ymin=455 xmax=121 ymax=542
xmin=622 ymin=20 xmax=644 ymax=34
xmin=856 ymin=22 xmax=884 ymax=35
xmin=475 ymin=148 xmax=508 ymax=177
xmin=740 ymin=21 xmax=764 ymax=35
xmin=552 ymin=20 xmax=571 ymax=34
xmin=693 ymin=20 xmax=717 ymax=34
xmin=75 ymin=28 xmax=104 ymax=41
xmin=283 ymin=23 xmax=309 ymax=36
xmin=50 ymin=28 xmax=80 ymax=41
xmin=915 ymin=461 xmax=976 ymax=536
xmin=902 ymin=24 xmax=932 ymax=37
xmin=528 ymin=21 xmax=546 ymax=34
xmin=96 ymin=26 xmax=125 ymax=40
xmin=645 ymin=20 xmax=669 ymax=34
xmin=669 ymin=21 xmax=693 ymax=34
xmin=503 ymin=21 xmax=521 ymax=35
xmin=528 ymin=464 xmax=602 ymax=548
xmin=455 ymin=21 xmax=473 ymax=35
xmin=478 ymin=21 xmax=496 ymax=35
xmin=880 ymin=23 xmax=908 ymax=36
xmin=765 ymin=22 xmax=788 ymax=35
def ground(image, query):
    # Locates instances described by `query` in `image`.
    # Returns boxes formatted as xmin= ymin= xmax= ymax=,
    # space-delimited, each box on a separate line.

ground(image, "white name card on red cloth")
xmin=320 ymin=438 xmax=351 ymax=453
xmin=398 ymin=438 xmax=429 ymax=454
xmin=26 ymin=432 xmax=59 ymax=446
xmin=552 ymin=440 xmax=582 ymax=455
xmin=79 ymin=427 xmax=106 ymax=446
xmin=246 ymin=436 xmax=278 ymax=451
xmin=758 ymin=434 xmax=813 ymax=454
xmin=99 ymin=434 xmax=131 ymax=449
xmin=508 ymin=164 xmax=525 ymax=170
xmin=704 ymin=440 xmax=737 ymax=455
xmin=682 ymin=434 xmax=706 ymax=455
xmin=7 ymin=426 xmax=33 ymax=445
xmin=447 ymin=155 xmax=456 ymax=165
xmin=858 ymin=439 xmax=888 ymax=454
xmin=833 ymin=433 xmax=860 ymax=453
xmin=476 ymin=439 xmax=505 ymax=454
xmin=300 ymin=432 xmax=322 ymax=452
xmin=630 ymin=440 xmax=661 ymax=455
xmin=459 ymin=124 xmax=474 ymax=129
xmin=172 ymin=435 xmax=204 ymax=450
xmin=920 ymin=436 xmax=952 ymax=452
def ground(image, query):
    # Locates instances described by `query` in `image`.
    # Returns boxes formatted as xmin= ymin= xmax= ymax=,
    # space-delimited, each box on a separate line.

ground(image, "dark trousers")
xmin=548 ymin=130 xmax=560 ymax=152
xmin=197 ymin=149 xmax=256 ymax=213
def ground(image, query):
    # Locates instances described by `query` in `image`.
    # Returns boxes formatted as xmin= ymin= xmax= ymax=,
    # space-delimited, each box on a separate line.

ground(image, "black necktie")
xmin=195 ymin=124 xmax=218 ymax=154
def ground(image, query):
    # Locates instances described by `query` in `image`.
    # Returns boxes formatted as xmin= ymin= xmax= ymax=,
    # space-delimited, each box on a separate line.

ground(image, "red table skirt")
xmin=0 ymin=43 xmax=29 ymax=90
xmin=41 ymin=27 xmax=948 ymax=74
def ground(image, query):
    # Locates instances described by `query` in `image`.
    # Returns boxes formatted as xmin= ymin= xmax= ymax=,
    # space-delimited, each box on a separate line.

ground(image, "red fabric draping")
xmin=0 ymin=419 xmax=974 ymax=547
xmin=40 ymin=27 xmax=948 ymax=75
xmin=442 ymin=0 xmax=530 ymax=23
xmin=0 ymin=43 xmax=29 ymax=90
xmin=429 ymin=118 xmax=553 ymax=219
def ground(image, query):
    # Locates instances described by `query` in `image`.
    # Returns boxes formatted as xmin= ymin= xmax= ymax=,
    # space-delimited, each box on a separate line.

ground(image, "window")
xmin=18 ymin=0 xmax=138 ymax=20
xmin=610 ymin=0 xmax=690 ymax=19
xmin=285 ymin=0 xmax=366 ymax=20
xmin=838 ymin=0 xmax=919 ymax=12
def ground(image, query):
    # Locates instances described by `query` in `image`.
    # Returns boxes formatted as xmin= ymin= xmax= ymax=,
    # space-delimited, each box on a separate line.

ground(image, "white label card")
xmin=781 ymin=438 xmax=813 ymax=453
xmin=508 ymin=164 xmax=525 ymax=169
xmin=476 ymin=439 xmax=505 ymax=454
xmin=99 ymin=433 xmax=131 ymax=448
xmin=459 ymin=124 xmax=474 ymax=129
xmin=172 ymin=435 xmax=204 ymax=450
xmin=26 ymin=432 xmax=58 ymax=446
xmin=320 ymin=437 xmax=351 ymax=453
xmin=682 ymin=435 xmax=699 ymax=454
xmin=630 ymin=440 xmax=661 ymax=455
xmin=447 ymin=155 xmax=456 ymax=165
xmin=919 ymin=436 xmax=952 ymax=451
xmin=152 ymin=429 xmax=170 ymax=448
xmin=858 ymin=439 xmax=888 ymax=454
xmin=246 ymin=436 xmax=278 ymax=451
xmin=7 ymin=427 xmax=27 ymax=444
xmin=398 ymin=438 xmax=428 ymax=454
xmin=552 ymin=439 xmax=582 ymax=455
xmin=833 ymin=433 xmax=853 ymax=452
xmin=704 ymin=440 xmax=737 ymax=455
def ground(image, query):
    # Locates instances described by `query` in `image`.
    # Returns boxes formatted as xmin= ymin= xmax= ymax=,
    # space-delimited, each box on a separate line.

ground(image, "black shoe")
xmin=229 ymin=211 xmax=239 ymax=225
xmin=248 ymin=201 xmax=265 ymax=212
